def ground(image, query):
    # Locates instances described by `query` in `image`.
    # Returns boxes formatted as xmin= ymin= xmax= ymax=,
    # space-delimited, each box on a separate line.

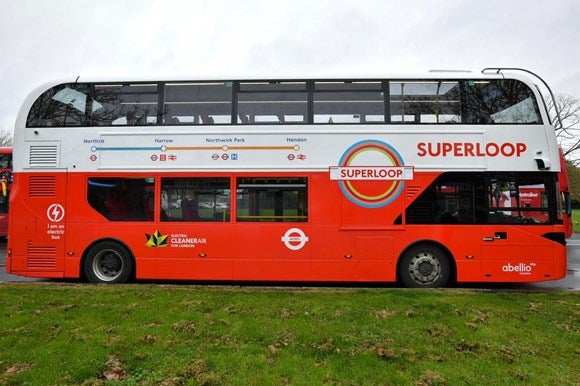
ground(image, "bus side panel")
xmin=480 ymin=225 xmax=567 ymax=282
xmin=152 ymin=257 xmax=234 ymax=281
xmin=133 ymin=223 xmax=310 ymax=281
xmin=151 ymin=224 xmax=234 ymax=281
xmin=8 ymin=172 xmax=68 ymax=278
xmin=354 ymin=235 xmax=394 ymax=281
xmin=310 ymin=226 xmax=355 ymax=281
xmin=309 ymin=231 xmax=394 ymax=282
xmin=309 ymin=176 xmax=360 ymax=281
xmin=231 ymin=223 xmax=311 ymax=281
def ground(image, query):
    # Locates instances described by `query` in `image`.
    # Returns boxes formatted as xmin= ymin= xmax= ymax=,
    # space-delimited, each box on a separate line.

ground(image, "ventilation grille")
xmin=406 ymin=185 xmax=423 ymax=199
xmin=27 ymin=257 xmax=56 ymax=270
xmin=27 ymin=242 xmax=57 ymax=269
xmin=27 ymin=242 xmax=57 ymax=256
xmin=28 ymin=145 xmax=59 ymax=168
xmin=29 ymin=175 xmax=56 ymax=197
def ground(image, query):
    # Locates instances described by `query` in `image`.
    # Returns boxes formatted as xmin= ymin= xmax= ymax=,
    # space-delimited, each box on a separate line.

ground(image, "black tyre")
xmin=83 ymin=241 xmax=133 ymax=284
xmin=398 ymin=244 xmax=450 ymax=288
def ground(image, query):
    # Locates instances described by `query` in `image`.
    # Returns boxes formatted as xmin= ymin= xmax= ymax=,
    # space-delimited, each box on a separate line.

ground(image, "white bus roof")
xmin=53 ymin=70 xmax=517 ymax=84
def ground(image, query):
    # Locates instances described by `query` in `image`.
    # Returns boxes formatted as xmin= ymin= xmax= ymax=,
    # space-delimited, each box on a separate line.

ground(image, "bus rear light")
xmin=198 ymin=253 xmax=207 ymax=258
xmin=7 ymin=248 xmax=11 ymax=257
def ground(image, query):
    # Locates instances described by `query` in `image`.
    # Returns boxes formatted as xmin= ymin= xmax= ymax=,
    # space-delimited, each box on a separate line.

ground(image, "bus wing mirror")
xmin=534 ymin=158 xmax=551 ymax=170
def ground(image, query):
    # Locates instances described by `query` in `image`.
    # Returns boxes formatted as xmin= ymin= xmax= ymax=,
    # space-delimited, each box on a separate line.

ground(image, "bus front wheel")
xmin=398 ymin=244 xmax=450 ymax=288
xmin=83 ymin=241 xmax=133 ymax=284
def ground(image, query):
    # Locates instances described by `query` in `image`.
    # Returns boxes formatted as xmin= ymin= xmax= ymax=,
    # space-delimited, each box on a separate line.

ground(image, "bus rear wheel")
xmin=399 ymin=244 xmax=450 ymax=288
xmin=83 ymin=241 xmax=133 ymax=284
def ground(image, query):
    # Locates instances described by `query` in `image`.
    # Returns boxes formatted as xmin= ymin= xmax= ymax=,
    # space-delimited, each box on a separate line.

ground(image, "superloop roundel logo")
xmin=336 ymin=140 xmax=408 ymax=208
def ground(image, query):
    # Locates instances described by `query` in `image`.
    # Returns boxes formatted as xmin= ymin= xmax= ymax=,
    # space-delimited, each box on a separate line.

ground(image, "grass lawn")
xmin=573 ymin=209 xmax=580 ymax=233
xmin=0 ymin=284 xmax=578 ymax=385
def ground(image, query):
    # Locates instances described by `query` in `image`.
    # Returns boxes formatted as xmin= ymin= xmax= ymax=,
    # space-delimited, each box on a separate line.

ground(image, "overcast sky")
xmin=1 ymin=0 xmax=579 ymax=133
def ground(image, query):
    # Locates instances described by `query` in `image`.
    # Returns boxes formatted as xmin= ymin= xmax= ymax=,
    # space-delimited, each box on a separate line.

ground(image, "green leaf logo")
xmin=145 ymin=230 xmax=168 ymax=248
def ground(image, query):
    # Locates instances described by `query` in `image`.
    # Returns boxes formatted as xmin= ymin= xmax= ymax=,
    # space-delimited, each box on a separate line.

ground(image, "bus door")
xmin=335 ymin=178 xmax=405 ymax=281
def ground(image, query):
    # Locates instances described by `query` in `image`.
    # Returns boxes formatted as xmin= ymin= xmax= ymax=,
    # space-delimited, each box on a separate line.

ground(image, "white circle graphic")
xmin=47 ymin=203 xmax=65 ymax=222
xmin=281 ymin=228 xmax=309 ymax=251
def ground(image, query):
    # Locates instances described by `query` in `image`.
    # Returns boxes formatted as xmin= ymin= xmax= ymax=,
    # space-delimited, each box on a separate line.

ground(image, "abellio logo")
xmin=502 ymin=262 xmax=536 ymax=275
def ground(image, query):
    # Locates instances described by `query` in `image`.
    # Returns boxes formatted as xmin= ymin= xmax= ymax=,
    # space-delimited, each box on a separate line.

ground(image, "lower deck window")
xmin=405 ymin=172 xmax=556 ymax=225
xmin=487 ymin=177 xmax=550 ymax=224
xmin=161 ymin=177 xmax=230 ymax=222
xmin=88 ymin=177 xmax=154 ymax=221
xmin=236 ymin=177 xmax=308 ymax=222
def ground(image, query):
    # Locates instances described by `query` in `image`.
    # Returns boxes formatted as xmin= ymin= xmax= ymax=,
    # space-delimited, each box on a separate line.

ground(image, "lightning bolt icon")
xmin=47 ymin=204 xmax=65 ymax=222
xmin=51 ymin=206 xmax=60 ymax=219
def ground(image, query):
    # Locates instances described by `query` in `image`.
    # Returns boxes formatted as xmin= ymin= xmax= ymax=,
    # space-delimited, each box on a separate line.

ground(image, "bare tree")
xmin=0 ymin=125 xmax=13 ymax=147
xmin=547 ymin=94 xmax=580 ymax=164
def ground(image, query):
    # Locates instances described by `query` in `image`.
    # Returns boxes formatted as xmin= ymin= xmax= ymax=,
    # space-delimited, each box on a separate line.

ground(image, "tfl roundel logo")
xmin=330 ymin=140 xmax=414 ymax=208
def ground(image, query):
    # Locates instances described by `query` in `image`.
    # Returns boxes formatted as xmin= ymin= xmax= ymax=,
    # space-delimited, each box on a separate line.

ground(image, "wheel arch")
xmin=396 ymin=239 xmax=457 ymax=284
xmin=80 ymin=238 xmax=136 ymax=282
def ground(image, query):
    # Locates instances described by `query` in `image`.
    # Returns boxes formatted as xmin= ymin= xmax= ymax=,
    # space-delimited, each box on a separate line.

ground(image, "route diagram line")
xmin=93 ymin=145 xmax=300 ymax=152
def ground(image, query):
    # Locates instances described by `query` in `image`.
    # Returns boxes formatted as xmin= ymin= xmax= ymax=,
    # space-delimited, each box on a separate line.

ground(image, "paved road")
xmin=517 ymin=235 xmax=580 ymax=291
xmin=1 ymin=238 xmax=579 ymax=290
xmin=0 ymin=241 xmax=46 ymax=282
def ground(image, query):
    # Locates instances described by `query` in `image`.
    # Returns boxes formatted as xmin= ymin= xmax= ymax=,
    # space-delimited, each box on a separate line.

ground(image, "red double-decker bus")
xmin=0 ymin=147 xmax=12 ymax=237
xmin=558 ymin=148 xmax=573 ymax=238
xmin=6 ymin=69 xmax=567 ymax=286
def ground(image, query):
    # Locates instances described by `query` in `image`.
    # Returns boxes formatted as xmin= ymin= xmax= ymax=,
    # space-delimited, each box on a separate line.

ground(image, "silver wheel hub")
xmin=92 ymin=249 xmax=123 ymax=282
xmin=408 ymin=252 xmax=441 ymax=284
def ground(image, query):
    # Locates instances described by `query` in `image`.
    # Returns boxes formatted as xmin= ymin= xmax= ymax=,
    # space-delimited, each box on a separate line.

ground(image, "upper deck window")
xmin=91 ymin=84 xmax=159 ymax=126
xmin=461 ymin=79 xmax=541 ymax=124
xmin=163 ymin=82 xmax=232 ymax=125
xmin=237 ymin=82 xmax=307 ymax=124
xmin=314 ymin=81 xmax=384 ymax=124
xmin=27 ymin=83 xmax=90 ymax=127
xmin=25 ymin=78 xmax=543 ymax=127
xmin=390 ymin=81 xmax=461 ymax=123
